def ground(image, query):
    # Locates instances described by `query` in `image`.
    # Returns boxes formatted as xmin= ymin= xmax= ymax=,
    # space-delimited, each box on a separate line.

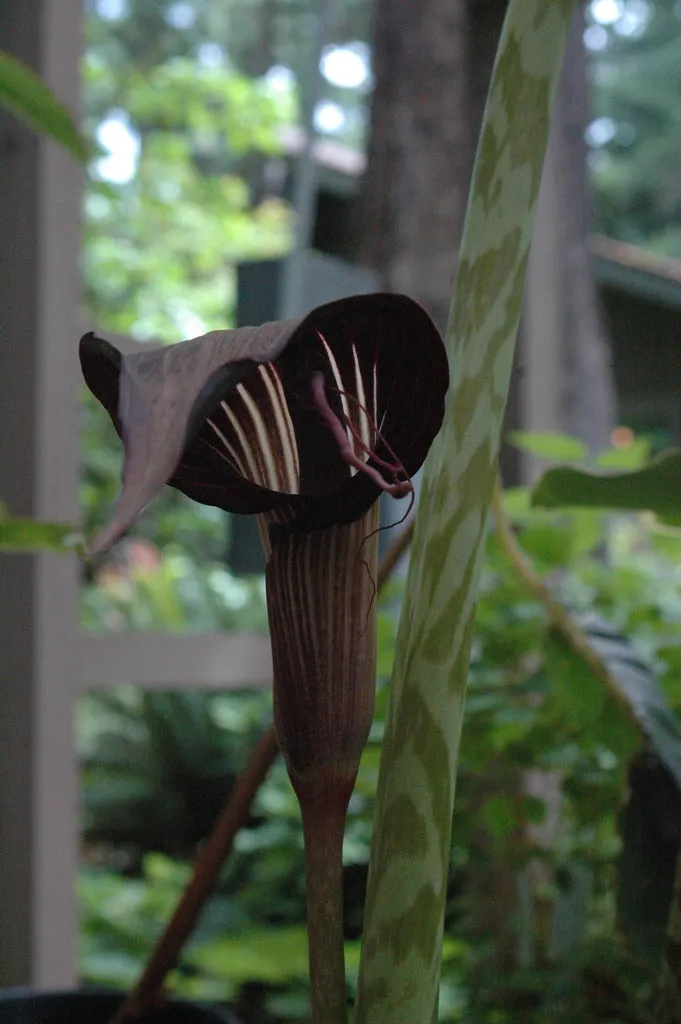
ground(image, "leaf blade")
xmin=509 ymin=429 xmax=588 ymax=461
xmin=0 ymin=51 xmax=86 ymax=160
xmin=0 ymin=518 xmax=80 ymax=553
xmin=532 ymin=448 xmax=681 ymax=516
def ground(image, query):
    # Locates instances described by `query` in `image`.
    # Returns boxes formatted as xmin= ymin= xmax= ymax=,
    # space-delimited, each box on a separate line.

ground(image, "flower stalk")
xmin=301 ymin=795 xmax=348 ymax=1024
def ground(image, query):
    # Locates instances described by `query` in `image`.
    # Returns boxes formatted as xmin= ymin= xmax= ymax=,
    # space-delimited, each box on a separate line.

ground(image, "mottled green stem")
xmin=300 ymin=794 xmax=348 ymax=1024
xmin=355 ymin=3 xmax=575 ymax=1021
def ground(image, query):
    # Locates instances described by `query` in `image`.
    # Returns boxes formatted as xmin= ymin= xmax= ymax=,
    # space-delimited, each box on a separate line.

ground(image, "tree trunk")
xmin=360 ymin=0 xmax=508 ymax=332
xmin=362 ymin=1 xmax=616 ymax=450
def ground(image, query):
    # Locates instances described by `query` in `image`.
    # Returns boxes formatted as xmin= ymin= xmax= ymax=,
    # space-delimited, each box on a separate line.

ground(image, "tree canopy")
xmin=587 ymin=0 xmax=681 ymax=254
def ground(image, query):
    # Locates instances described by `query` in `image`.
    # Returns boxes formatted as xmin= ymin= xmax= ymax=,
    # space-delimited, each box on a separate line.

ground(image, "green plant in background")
xmin=79 ymin=454 xmax=681 ymax=1021
xmin=588 ymin=0 xmax=681 ymax=257
xmin=80 ymin=0 xmax=301 ymax=345
xmin=81 ymin=56 xmax=294 ymax=343
xmin=80 ymin=689 xmax=270 ymax=863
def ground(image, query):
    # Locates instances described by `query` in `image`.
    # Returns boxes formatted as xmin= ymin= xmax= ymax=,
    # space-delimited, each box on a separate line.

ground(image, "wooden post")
xmin=0 ymin=0 xmax=82 ymax=986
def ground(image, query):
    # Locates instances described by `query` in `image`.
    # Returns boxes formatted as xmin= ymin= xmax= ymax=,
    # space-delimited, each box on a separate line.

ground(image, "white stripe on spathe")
xmin=234 ymin=381 xmax=285 ymax=491
xmin=351 ymin=342 xmax=371 ymax=454
xmin=257 ymin=363 xmax=300 ymax=493
xmin=317 ymin=333 xmax=355 ymax=451
xmin=220 ymin=398 xmax=263 ymax=486
xmin=205 ymin=418 xmax=248 ymax=478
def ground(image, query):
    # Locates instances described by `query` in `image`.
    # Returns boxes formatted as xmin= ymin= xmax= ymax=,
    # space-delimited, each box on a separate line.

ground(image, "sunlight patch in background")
xmin=586 ymin=0 xmax=651 ymax=48
xmin=96 ymin=0 xmax=128 ymax=22
xmin=320 ymin=42 xmax=371 ymax=90
xmin=96 ymin=112 xmax=139 ymax=184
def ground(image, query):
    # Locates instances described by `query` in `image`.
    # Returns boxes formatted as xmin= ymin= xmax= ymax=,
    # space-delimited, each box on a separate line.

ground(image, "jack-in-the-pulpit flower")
xmin=81 ymin=292 xmax=447 ymax=790
xmin=81 ymin=293 xmax=447 ymax=1024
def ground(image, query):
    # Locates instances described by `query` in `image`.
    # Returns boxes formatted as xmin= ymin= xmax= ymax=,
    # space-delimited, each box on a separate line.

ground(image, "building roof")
xmin=591 ymin=234 xmax=681 ymax=311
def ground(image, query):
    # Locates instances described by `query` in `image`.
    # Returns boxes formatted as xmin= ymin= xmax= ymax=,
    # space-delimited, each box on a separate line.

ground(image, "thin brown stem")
xmin=111 ymin=521 xmax=415 ymax=1023
xmin=300 ymin=795 xmax=349 ymax=1024
xmin=112 ymin=726 xmax=279 ymax=1023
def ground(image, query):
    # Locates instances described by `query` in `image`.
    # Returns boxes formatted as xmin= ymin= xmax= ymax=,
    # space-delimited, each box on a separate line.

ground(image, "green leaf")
xmin=0 ymin=518 xmax=81 ymax=552
xmin=0 ymin=51 xmax=86 ymax=160
xmin=501 ymin=486 xmax=531 ymax=518
xmin=478 ymin=795 xmax=516 ymax=841
xmin=509 ymin=429 xmax=588 ymax=461
xmin=187 ymin=927 xmax=312 ymax=984
xmin=500 ymin=486 xmax=604 ymax=564
xmin=545 ymin=630 xmax=639 ymax=764
xmin=518 ymin=512 xmax=602 ymax=567
xmin=595 ymin=438 xmax=651 ymax=470
xmin=532 ymin=448 xmax=681 ymax=516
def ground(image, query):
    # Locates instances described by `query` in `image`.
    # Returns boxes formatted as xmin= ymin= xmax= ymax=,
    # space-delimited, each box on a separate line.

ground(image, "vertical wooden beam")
xmin=0 ymin=1 xmax=40 ymax=985
xmin=0 ymin=0 xmax=82 ymax=986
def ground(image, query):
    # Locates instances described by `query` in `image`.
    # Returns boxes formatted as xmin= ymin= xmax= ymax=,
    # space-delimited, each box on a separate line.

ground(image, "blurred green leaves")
xmin=77 ymin=483 xmax=681 ymax=1021
xmin=0 ymin=50 xmax=86 ymax=159
xmin=81 ymin=47 xmax=294 ymax=343
xmin=0 ymin=499 xmax=81 ymax=553
xmin=533 ymin=447 xmax=681 ymax=519
xmin=509 ymin=430 xmax=589 ymax=462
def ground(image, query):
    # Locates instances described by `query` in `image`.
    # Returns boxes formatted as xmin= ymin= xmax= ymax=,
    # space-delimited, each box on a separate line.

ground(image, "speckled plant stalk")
xmin=355 ymin=2 xmax=576 ymax=1021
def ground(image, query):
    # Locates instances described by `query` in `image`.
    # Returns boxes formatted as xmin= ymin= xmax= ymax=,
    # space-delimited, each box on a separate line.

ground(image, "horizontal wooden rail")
xmin=77 ymin=631 xmax=273 ymax=690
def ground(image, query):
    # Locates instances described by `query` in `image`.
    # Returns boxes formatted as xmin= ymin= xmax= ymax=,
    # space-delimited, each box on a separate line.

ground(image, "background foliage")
xmin=587 ymin=0 xmax=681 ymax=255
xmin=80 ymin=442 xmax=681 ymax=1022
xmin=77 ymin=1 xmax=681 ymax=1021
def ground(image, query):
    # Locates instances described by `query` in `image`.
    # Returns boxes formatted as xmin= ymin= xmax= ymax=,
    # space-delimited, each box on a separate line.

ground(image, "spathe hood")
xmin=80 ymin=293 xmax=448 ymax=552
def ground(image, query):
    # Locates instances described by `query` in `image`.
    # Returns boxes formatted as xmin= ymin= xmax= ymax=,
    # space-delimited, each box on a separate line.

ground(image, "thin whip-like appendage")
xmin=324 ymin=380 xmax=409 ymax=480
xmin=110 ymin=523 xmax=415 ymax=1024
xmin=310 ymin=371 xmax=413 ymax=498
xmin=377 ymin=519 xmax=414 ymax=591
xmin=358 ymin=510 xmax=415 ymax=635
